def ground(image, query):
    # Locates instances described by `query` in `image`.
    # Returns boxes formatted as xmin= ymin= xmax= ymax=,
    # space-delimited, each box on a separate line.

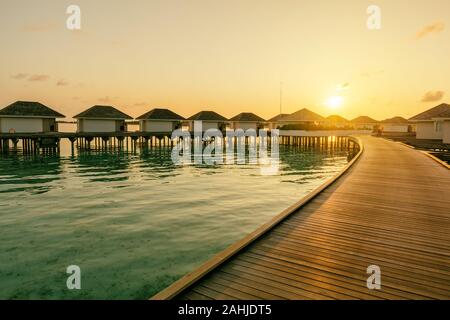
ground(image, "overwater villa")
xmin=409 ymin=103 xmax=450 ymax=142
xmin=267 ymin=113 xmax=289 ymax=129
xmin=228 ymin=112 xmax=266 ymax=131
xmin=380 ymin=116 xmax=411 ymax=133
xmin=350 ymin=116 xmax=379 ymax=130
xmin=74 ymin=105 xmax=133 ymax=133
xmin=325 ymin=115 xmax=350 ymax=128
xmin=187 ymin=110 xmax=228 ymax=131
xmin=0 ymin=101 xmax=65 ymax=133
xmin=444 ymin=116 xmax=450 ymax=144
xmin=276 ymin=108 xmax=325 ymax=128
xmin=136 ymin=108 xmax=185 ymax=133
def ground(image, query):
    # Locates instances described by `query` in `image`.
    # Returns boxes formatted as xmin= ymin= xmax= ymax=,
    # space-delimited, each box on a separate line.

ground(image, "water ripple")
xmin=0 ymin=142 xmax=349 ymax=299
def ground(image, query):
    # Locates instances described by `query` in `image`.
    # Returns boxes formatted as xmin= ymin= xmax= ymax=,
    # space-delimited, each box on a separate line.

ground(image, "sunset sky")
xmin=1 ymin=0 xmax=449 ymax=120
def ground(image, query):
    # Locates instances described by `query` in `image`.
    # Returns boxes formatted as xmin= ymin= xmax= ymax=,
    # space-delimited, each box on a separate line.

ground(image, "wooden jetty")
xmin=0 ymin=131 xmax=177 ymax=154
xmin=0 ymin=131 xmax=357 ymax=156
xmin=152 ymin=136 xmax=450 ymax=300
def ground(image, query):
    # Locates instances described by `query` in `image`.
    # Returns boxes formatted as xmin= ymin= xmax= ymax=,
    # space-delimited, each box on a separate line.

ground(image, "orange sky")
xmin=1 ymin=0 xmax=449 ymax=120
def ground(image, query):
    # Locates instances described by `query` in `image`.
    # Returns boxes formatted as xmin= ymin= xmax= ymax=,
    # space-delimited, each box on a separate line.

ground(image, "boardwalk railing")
xmin=150 ymin=136 xmax=363 ymax=300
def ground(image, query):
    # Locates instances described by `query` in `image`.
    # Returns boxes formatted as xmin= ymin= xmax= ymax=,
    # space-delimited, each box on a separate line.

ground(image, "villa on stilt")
xmin=136 ymin=108 xmax=185 ymax=133
xmin=228 ymin=112 xmax=266 ymax=131
xmin=380 ymin=116 xmax=412 ymax=134
xmin=74 ymin=105 xmax=133 ymax=133
xmin=187 ymin=111 xmax=228 ymax=132
xmin=0 ymin=101 xmax=65 ymax=133
xmin=276 ymin=108 xmax=325 ymax=129
xmin=409 ymin=103 xmax=450 ymax=142
xmin=267 ymin=113 xmax=289 ymax=129
xmin=350 ymin=116 xmax=379 ymax=131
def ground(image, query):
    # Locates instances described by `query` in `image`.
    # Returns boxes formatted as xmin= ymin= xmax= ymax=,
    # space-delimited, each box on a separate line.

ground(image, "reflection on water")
xmin=0 ymin=138 xmax=350 ymax=299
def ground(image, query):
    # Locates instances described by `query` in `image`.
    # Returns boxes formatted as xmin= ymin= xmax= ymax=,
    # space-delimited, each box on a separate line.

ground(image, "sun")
xmin=326 ymin=95 xmax=343 ymax=109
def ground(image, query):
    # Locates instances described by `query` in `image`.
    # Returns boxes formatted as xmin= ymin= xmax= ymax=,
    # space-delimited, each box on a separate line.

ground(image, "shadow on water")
xmin=137 ymin=147 xmax=182 ymax=180
xmin=0 ymin=152 xmax=62 ymax=194
xmin=73 ymin=149 xmax=133 ymax=183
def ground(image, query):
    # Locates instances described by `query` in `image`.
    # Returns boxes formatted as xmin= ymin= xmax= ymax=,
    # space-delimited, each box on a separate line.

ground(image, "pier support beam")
xmin=69 ymin=137 xmax=76 ymax=155
xmin=117 ymin=136 xmax=125 ymax=150
xmin=131 ymin=136 xmax=138 ymax=152
xmin=85 ymin=137 xmax=94 ymax=150
xmin=12 ymin=138 xmax=19 ymax=152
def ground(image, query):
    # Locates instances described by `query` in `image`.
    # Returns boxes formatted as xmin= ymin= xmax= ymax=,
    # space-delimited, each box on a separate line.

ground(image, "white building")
xmin=267 ymin=113 xmax=289 ymax=130
xmin=326 ymin=115 xmax=350 ymax=129
xmin=74 ymin=105 xmax=132 ymax=133
xmin=350 ymin=116 xmax=379 ymax=131
xmin=228 ymin=112 xmax=266 ymax=131
xmin=137 ymin=108 xmax=185 ymax=133
xmin=443 ymin=119 xmax=450 ymax=144
xmin=409 ymin=103 xmax=450 ymax=140
xmin=380 ymin=116 xmax=411 ymax=133
xmin=187 ymin=111 xmax=228 ymax=132
xmin=0 ymin=101 xmax=65 ymax=133
xmin=276 ymin=108 xmax=325 ymax=129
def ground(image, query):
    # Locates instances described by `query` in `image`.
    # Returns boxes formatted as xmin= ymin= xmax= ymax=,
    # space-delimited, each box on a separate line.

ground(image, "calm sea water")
xmin=0 ymin=126 xmax=349 ymax=299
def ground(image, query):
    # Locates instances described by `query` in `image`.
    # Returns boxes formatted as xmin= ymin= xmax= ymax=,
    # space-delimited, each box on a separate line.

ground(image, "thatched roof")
xmin=410 ymin=103 xmax=450 ymax=121
xmin=326 ymin=115 xmax=348 ymax=122
xmin=136 ymin=108 xmax=185 ymax=121
xmin=74 ymin=105 xmax=133 ymax=120
xmin=0 ymin=101 xmax=65 ymax=118
xmin=438 ymin=109 xmax=450 ymax=118
xmin=381 ymin=116 xmax=409 ymax=124
xmin=229 ymin=112 xmax=266 ymax=122
xmin=267 ymin=113 xmax=289 ymax=122
xmin=188 ymin=111 xmax=227 ymax=121
xmin=351 ymin=116 xmax=378 ymax=123
xmin=279 ymin=108 xmax=324 ymax=122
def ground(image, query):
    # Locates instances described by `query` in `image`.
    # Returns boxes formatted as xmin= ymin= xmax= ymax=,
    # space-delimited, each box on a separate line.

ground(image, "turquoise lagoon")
xmin=0 ymin=133 xmax=349 ymax=299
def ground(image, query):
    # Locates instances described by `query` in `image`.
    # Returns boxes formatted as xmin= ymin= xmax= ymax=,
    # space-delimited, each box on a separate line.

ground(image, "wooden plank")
xmin=266 ymin=231 xmax=450 ymax=280
xmin=247 ymin=249 xmax=428 ymax=300
xmin=239 ymin=253 xmax=400 ymax=299
xmin=150 ymin=137 xmax=364 ymax=300
xmin=201 ymin=272 xmax=284 ymax=300
xmin=254 ymin=242 xmax=450 ymax=297
xmin=151 ymin=136 xmax=450 ymax=300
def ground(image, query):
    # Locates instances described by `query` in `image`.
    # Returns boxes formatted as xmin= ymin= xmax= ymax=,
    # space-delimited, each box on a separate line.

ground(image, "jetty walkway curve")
xmin=152 ymin=136 xmax=450 ymax=300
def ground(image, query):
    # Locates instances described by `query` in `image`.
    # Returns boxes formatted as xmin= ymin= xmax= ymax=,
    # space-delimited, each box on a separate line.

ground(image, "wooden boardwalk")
xmin=152 ymin=136 xmax=450 ymax=300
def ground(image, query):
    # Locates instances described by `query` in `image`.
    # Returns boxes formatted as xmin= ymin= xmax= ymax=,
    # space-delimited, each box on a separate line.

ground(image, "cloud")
xmin=336 ymin=83 xmax=349 ymax=92
xmin=416 ymin=22 xmax=445 ymax=39
xmin=134 ymin=102 xmax=147 ymax=107
xmin=11 ymin=73 xmax=28 ymax=80
xmin=28 ymin=74 xmax=50 ymax=82
xmin=421 ymin=90 xmax=444 ymax=102
xmin=56 ymin=79 xmax=69 ymax=86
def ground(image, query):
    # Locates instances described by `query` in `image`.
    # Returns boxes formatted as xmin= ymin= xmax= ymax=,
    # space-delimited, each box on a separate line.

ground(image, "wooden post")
xmin=131 ymin=136 xmax=137 ymax=152
xmin=12 ymin=138 xmax=18 ymax=152
xmin=117 ymin=136 xmax=125 ymax=151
